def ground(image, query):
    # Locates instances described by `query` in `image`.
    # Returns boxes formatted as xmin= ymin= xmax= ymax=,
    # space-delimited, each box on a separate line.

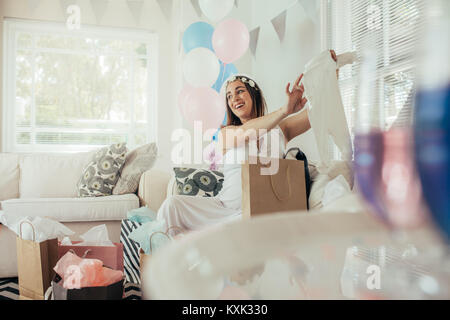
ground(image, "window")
xmin=3 ymin=19 xmax=158 ymax=153
xmin=323 ymin=0 xmax=424 ymax=150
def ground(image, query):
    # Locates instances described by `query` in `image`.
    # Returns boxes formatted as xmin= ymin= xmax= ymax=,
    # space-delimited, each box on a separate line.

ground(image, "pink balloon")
xmin=178 ymin=85 xmax=194 ymax=117
xmin=212 ymin=19 xmax=250 ymax=64
xmin=184 ymin=87 xmax=226 ymax=132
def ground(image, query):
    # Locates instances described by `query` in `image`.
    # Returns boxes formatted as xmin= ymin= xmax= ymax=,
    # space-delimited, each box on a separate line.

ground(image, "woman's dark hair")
xmin=223 ymin=75 xmax=268 ymax=127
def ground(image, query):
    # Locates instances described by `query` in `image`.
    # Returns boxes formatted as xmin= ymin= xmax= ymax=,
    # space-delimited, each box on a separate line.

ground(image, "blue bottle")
xmin=414 ymin=0 xmax=450 ymax=241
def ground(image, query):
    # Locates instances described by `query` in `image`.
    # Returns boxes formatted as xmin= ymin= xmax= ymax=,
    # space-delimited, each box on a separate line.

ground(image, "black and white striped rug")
xmin=0 ymin=278 xmax=18 ymax=300
xmin=0 ymin=278 xmax=142 ymax=300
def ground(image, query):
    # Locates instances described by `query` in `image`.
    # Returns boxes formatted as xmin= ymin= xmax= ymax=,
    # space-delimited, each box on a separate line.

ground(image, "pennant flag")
xmin=127 ymin=0 xmax=145 ymax=25
xmin=27 ymin=0 xmax=41 ymax=13
xmin=271 ymin=10 xmax=287 ymax=43
xmin=64 ymin=1 xmax=81 ymax=30
xmin=249 ymin=27 xmax=260 ymax=57
xmin=60 ymin=0 xmax=77 ymax=14
xmin=299 ymin=0 xmax=319 ymax=24
xmin=156 ymin=0 xmax=173 ymax=21
xmin=190 ymin=0 xmax=203 ymax=18
xmin=90 ymin=0 xmax=109 ymax=24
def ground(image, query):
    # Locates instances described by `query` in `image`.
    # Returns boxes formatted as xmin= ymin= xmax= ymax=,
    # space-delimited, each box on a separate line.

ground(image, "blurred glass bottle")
xmin=354 ymin=34 xmax=427 ymax=229
xmin=414 ymin=0 xmax=450 ymax=242
xmin=353 ymin=36 xmax=389 ymax=224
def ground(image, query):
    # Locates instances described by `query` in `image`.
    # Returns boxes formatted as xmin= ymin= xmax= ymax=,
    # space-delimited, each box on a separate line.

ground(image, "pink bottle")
xmin=380 ymin=128 xmax=428 ymax=228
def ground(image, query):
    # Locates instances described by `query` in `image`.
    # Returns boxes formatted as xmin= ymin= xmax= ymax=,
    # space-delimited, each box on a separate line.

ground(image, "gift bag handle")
xmin=44 ymin=286 xmax=54 ymax=300
xmin=68 ymin=249 xmax=91 ymax=259
xmin=166 ymin=226 xmax=185 ymax=238
xmin=270 ymin=165 xmax=292 ymax=202
xmin=81 ymin=249 xmax=91 ymax=258
xmin=149 ymin=231 xmax=171 ymax=254
xmin=148 ymin=226 xmax=186 ymax=254
xmin=19 ymin=220 xmax=36 ymax=242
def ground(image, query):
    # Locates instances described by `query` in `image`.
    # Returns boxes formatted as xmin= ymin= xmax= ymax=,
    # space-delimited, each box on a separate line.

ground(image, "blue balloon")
xmin=212 ymin=62 xmax=238 ymax=93
xmin=213 ymin=130 xmax=219 ymax=141
xmin=212 ymin=113 xmax=228 ymax=141
xmin=183 ymin=22 xmax=215 ymax=53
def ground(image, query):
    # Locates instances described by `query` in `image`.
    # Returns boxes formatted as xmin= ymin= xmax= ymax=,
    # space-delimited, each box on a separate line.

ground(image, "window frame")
xmin=2 ymin=18 xmax=159 ymax=153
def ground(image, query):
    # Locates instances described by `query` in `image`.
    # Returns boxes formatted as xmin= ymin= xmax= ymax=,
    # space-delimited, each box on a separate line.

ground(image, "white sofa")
xmin=0 ymin=151 xmax=360 ymax=278
xmin=0 ymin=152 xmax=145 ymax=278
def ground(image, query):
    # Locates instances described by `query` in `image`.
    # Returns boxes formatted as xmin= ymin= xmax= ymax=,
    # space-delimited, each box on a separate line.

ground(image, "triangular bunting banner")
xmin=298 ymin=0 xmax=319 ymax=24
xmin=156 ymin=0 xmax=173 ymax=21
xmin=27 ymin=0 xmax=41 ymax=13
xmin=271 ymin=10 xmax=287 ymax=43
xmin=90 ymin=0 xmax=109 ymax=24
xmin=60 ymin=0 xmax=79 ymax=21
xmin=60 ymin=0 xmax=77 ymax=13
xmin=249 ymin=27 xmax=260 ymax=57
xmin=127 ymin=0 xmax=145 ymax=25
xmin=190 ymin=0 xmax=203 ymax=18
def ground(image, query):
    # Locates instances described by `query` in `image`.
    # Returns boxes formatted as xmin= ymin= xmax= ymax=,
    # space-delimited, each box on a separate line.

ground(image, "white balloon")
xmin=199 ymin=0 xmax=234 ymax=22
xmin=183 ymin=48 xmax=220 ymax=87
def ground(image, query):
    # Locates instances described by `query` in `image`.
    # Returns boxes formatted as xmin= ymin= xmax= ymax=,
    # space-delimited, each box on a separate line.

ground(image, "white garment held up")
xmin=302 ymin=50 xmax=356 ymax=172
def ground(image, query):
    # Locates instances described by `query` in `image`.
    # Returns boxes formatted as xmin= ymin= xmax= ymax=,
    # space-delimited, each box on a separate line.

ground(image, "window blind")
xmin=325 ymin=0 xmax=425 ymax=141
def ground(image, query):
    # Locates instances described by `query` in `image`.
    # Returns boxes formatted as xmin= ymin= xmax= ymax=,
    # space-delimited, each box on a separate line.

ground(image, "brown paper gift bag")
xmin=16 ymin=221 xmax=59 ymax=300
xmin=241 ymin=157 xmax=307 ymax=219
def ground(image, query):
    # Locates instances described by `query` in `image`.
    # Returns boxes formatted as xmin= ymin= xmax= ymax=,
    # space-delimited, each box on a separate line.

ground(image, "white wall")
xmin=250 ymin=0 xmax=323 ymax=162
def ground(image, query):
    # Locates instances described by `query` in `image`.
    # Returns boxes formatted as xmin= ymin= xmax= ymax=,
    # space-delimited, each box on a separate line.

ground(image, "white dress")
xmin=156 ymin=126 xmax=286 ymax=231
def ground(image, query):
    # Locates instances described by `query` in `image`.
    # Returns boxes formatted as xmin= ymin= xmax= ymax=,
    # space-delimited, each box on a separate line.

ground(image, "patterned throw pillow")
xmin=173 ymin=168 xmax=224 ymax=197
xmin=112 ymin=143 xmax=158 ymax=195
xmin=77 ymin=143 xmax=128 ymax=197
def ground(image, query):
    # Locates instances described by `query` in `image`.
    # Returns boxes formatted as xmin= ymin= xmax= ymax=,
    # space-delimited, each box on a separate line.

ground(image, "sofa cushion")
xmin=0 ymin=154 xmax=20 ymax=203
xmin=1 ymin=194 xmax=139 ymax=222
xmin=77 ymin=143 xmax=128 ymax=197
xmin=113 ymin=143 xmax=158 ymax=195
xmin=138 ymin=168 xmax=172 ymax=212
xmin=19 ymin=152 xmax=95 ymax=198
xmin=173 ymin=167 xmax=224 ymax=197
xmin=167 ymin=176 xmax=179 ymax=197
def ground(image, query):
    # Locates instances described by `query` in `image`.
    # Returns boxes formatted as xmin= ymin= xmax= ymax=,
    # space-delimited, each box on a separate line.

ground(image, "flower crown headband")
xmin=227 ymin=75 xmax=259 ymax=90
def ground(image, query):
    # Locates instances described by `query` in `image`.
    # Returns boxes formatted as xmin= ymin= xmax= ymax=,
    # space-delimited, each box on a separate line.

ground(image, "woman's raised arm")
xmin=279 ymin=50 xmax=339 ymax=143
xmin=218 ymin=107 xmax=288 ymax=154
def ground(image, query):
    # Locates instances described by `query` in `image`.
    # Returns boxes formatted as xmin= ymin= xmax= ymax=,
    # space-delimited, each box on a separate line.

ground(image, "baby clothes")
xmin=303 ymin=50 xmax=354 ymax=172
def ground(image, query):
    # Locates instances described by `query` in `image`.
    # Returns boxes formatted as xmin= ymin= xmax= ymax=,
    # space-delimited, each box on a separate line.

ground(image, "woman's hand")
xmin=283 ymin=74 xmax=308 ymax=116
xmin=330 ymin=49 xmax=337 ymax=62
xmin=330 ymin=49 xmax=339 ymax=78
